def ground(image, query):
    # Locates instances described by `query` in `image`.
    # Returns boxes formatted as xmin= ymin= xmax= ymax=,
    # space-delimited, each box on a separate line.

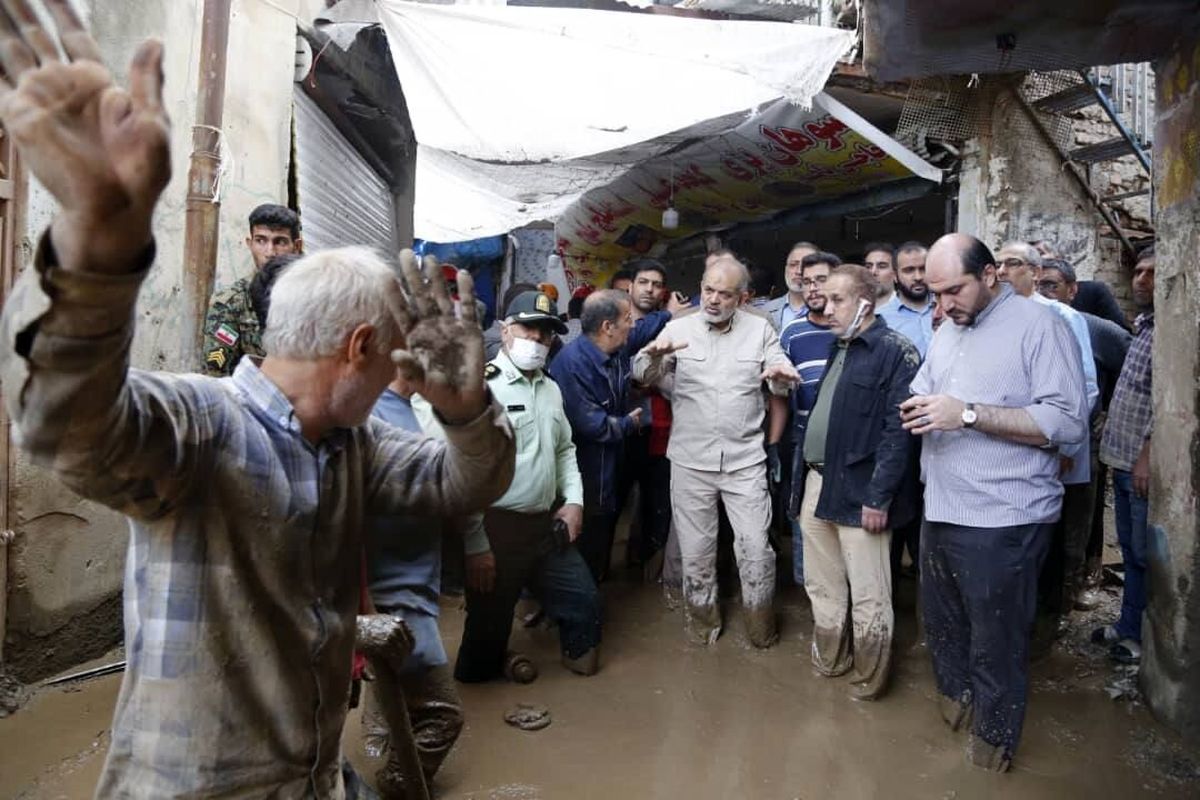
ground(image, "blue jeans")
xmin=1112 ymin=469 xmax=1148 ymax=642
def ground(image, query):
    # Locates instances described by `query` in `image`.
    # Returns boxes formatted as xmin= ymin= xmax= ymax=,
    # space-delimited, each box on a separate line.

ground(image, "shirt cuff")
xmin=1025 ymin=402 xmax=1085 ymax=447
xmin=462 ymin=517 xmax=491 ymax=556
xmin=29 ymin=231 xmax=155 ymax=339
xmin=432 ymin=392 xmax=512 ymax=457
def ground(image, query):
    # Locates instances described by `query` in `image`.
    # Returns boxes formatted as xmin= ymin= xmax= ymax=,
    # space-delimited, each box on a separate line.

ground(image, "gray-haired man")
xmin=633 ymin=256 xmax=799 ymax=647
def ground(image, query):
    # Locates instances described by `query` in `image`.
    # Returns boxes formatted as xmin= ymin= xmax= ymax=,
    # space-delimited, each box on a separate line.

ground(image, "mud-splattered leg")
xmin=840 ymin=522 xmax=894 ymax=700
xmin=800 ymin=471 xmax=852 ymax=673
xmin=722 ymin=461 xmax=778 ymax=648
xmin=671 ymin=463 xmax=723 ymax=645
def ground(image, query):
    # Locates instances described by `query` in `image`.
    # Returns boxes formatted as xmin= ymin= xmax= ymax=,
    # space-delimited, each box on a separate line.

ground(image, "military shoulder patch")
xmin=205 ymin=348 xmax=228 ymax=370
xmin=213 ymin=323 xmax=239 ymax=347
xmin=484 ymin=363 xmax=501 ymax=380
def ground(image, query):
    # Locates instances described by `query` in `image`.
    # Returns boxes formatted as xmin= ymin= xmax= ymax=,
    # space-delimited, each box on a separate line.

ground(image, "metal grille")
xmin=893 ymin=75 xmax=989 ymax=150
xmin=1015 ymin=71 xmax=1078 ymax=152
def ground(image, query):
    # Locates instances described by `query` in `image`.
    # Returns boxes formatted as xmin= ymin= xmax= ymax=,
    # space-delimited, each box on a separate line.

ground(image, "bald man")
xmin=633 ymin=257 xmax=799 ymax=647
xmin=901 ymin=234 xmax=1087 ymax=773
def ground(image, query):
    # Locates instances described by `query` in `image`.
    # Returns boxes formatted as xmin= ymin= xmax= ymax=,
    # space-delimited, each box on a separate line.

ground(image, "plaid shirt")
xmin=1100 ymin=312 xmax=1154 ymax=471
xmin=0 ymin=237 xmax=514 ymax=799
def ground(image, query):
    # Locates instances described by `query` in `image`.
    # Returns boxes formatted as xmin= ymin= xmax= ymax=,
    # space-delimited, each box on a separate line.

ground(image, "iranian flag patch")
xmin=214 ymin=324 xmax=239 ymax=347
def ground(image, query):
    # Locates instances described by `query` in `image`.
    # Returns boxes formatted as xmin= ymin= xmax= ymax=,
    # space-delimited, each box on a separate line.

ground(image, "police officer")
xmin=454 ymin=291 xmax=604 ymax=681
xmin=201 ymin=204 xmax=302 ymax=376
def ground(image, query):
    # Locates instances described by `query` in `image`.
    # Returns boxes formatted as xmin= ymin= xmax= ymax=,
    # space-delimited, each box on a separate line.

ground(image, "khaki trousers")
xmin=799 ymin=470 xmax=893 ymax=699
xmin=671 ymin=461 xmax=777 ymax=646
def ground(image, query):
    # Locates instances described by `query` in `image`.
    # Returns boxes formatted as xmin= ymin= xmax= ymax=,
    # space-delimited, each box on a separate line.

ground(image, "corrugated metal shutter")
xmin=293 ymin=88 xmax=395 ymax=252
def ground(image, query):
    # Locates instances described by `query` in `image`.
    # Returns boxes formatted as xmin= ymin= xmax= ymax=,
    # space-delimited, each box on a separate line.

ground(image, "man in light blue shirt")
xmin=761 ymin=241 xmax=820 ymax=332
xmin=877 ymin=241 xmax=935 ymax=356
xmin=996 ymin=242 xmax=1098 ymax=649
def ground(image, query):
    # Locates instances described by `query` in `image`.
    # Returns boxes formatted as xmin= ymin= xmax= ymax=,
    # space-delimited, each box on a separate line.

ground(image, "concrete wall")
xmin=956 ymin=79 xmax=1101 ymax=269
xmin=4 ymin=0 xmax=327 ymax=681
xmin=1141 ymin=27 xmax=1200 ymax=742
xmin=955 ymin=78 xmax=1152 ymax=320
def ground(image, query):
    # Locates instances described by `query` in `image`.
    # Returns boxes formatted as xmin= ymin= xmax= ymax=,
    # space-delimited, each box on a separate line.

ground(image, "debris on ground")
xmin=0 ymin=667 xmax=28 ymax=717
xmin=504 ymin=703 xmax=551 ymax=731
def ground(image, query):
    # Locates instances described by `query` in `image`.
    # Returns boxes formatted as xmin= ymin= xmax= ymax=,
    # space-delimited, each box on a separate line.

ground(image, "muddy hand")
xmin=391 ymin=251 xmax=487 ymax=424
xmin=356 ymin=614 xmax=415 ymax=669
xmin=0 ymin=1 xmax=170 ymax=274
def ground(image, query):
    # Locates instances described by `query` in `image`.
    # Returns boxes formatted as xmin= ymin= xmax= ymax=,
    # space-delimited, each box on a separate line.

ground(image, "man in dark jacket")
xmin=549 ymin=290 xmax=670 ymax=581
xmin=798 ymin=264 xmax=921 ymax=700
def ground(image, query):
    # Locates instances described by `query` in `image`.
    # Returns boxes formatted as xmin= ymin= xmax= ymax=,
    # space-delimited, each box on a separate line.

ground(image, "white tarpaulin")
xmin=375 ymin=2 xmax=855 ymax=241
xmin=376 ymin=1 xmax=856 ymax=162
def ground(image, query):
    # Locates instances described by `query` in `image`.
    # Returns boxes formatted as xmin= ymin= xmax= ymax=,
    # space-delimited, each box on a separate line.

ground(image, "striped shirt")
xmin=1033 ymin=293 xmax=1099 ymax=485
xmin=911 ymin=286 xmax=1088 ymax=527
xmin=780 ymin=316 xmax=836 ymax=436
xmin=0 ymin=238 xmax=515 ymax=798
xmin=1100 ymin=313 xmax=1154 ymax=471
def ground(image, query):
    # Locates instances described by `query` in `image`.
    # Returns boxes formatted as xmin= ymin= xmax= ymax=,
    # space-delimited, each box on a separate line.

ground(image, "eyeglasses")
xmin=1037 ymin=279 xmax=1063 ymax=291
xmin=1000 ymin=258 xmax=1029 ymax=269
xmin=800 ymin=276 xmax=829 ymax=289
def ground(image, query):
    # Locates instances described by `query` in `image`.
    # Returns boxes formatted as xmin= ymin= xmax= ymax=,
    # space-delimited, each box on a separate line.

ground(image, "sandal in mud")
xmin=504 ymin=651 xmax=538 ymax=684
xmin=1109 ymin=639 xmax=1142 ymax=665
xmin=504 ymin=703 xmax=551 ymax=731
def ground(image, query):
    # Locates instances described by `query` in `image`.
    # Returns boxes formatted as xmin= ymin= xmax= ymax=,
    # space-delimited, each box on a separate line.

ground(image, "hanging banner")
xmin=555 ymin=92 xmax=943 ymax=289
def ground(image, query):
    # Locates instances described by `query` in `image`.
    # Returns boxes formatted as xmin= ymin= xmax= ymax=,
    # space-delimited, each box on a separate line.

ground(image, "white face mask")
xmin=508 ymin=336 xmax=550 ymax=371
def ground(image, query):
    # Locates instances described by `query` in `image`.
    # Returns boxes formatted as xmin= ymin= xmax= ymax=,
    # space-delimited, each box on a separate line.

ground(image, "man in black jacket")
xmin=798 ymin=264 xmax=921 ymax=700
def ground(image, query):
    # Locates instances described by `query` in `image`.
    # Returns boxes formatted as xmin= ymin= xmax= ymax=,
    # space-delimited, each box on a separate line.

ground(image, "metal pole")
xmin=181 ymin=0 xmax=232 ymax=362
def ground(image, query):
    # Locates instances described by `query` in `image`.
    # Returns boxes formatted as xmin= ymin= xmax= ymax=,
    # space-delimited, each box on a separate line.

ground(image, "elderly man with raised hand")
xmin=901 ymin=234 xmax=1087 ymax=773
xmin=633 ymin=256 xmax=799 ymax=647
xmin=0 ymin=10 xmax=515 ymax=798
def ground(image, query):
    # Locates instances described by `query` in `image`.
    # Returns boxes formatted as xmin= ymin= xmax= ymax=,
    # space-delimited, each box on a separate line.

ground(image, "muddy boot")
xmin=562 ymin=647 xmax=600 ymax=676
xmin=744 ymin=603 xmax=778 ymax=648
xmin=504 ymin=651 xmax=538 ymax=684
xmin=684 ymin=601 xmax=722 ymax=646
xmin=937 ymin=690 xmax=973 ymax=733
xmin=966 ymin=734 xmax=1012 ymax=773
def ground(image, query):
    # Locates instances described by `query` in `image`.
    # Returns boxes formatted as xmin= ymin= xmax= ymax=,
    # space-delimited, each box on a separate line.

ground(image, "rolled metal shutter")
xmin=293 ymin=88 xmax=396 ymax=253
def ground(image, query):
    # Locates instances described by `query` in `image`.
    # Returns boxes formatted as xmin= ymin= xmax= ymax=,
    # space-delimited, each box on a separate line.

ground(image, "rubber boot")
xmin=561 ymin=647 xmax=600 ymax=676
xmin=938 ymin=690 xmax=973 ymax=733
xmin=967 ymin=734 xmax=1012 ymax=773
xmin=684 ymin=601 xmax=722 ymax=645
xmin=744 ymin=602 xmax=778 ymax=648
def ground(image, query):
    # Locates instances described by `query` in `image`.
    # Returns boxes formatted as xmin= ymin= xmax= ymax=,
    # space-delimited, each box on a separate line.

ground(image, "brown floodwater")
xmin=5 ymin=569 xmax=1199 ymax=800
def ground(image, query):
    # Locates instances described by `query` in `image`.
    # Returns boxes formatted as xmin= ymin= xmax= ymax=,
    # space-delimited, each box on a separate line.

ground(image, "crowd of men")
xmin=0 ymin=11 xmax=1158 ymax=798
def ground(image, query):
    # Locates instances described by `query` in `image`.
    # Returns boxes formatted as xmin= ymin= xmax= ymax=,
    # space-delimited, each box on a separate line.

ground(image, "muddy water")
xmin=4 ymin=577 xmax=1199 ymax=799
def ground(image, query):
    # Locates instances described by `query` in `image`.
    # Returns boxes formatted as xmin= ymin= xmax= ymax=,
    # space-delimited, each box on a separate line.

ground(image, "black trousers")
xmin=922 ymin=520 xmax=1051 ymax=758
xmin=620 ymin=434 xmax=673 ymax=565
xmin=455 ymin=509 xmax=602 ymax=683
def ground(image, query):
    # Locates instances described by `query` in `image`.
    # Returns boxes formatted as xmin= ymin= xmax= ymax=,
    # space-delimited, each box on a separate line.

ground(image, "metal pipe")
xmin=181 ymin=0 xmax=233 ymax=362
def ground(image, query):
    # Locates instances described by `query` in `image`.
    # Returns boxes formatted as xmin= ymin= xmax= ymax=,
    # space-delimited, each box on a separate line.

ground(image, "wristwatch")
xmin=961 ymin=402 xmax=978 ymax=429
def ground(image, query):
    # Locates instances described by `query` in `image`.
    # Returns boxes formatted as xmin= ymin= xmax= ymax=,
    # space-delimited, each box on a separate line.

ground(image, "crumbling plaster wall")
xmin=957 ymin=81 xmax=1100 ymax=275
xmin=1141 ymin=28 xmax=1200 ymax=742
xmin=957 ymin=79 xmax=1152 ymax=321
xmin=5 ymin=0 xmax=325 ymax=681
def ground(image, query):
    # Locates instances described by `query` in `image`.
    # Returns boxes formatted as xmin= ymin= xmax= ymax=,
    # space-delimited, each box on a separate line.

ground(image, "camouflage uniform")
xmin=202 ymin=277 xmax=264 ymax=376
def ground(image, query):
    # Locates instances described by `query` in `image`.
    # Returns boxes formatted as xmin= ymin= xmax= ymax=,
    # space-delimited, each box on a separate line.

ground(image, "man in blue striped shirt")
xmin=780 ymin=252 xmax=840 ymax=582
xmin=902 ymin=234 xmax=1087 ymax=774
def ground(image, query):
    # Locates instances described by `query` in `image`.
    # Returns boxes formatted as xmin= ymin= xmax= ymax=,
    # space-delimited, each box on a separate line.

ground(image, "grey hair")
xmin=263 ymin=246 xmax=401 ymax=359
xmin=704 ymin=255 xmax=750 ymax=291
xmin=581 ymin=289 xmax=629 ymax=336
xmin=1000 ymin=240 xmax=1043 ymax=268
